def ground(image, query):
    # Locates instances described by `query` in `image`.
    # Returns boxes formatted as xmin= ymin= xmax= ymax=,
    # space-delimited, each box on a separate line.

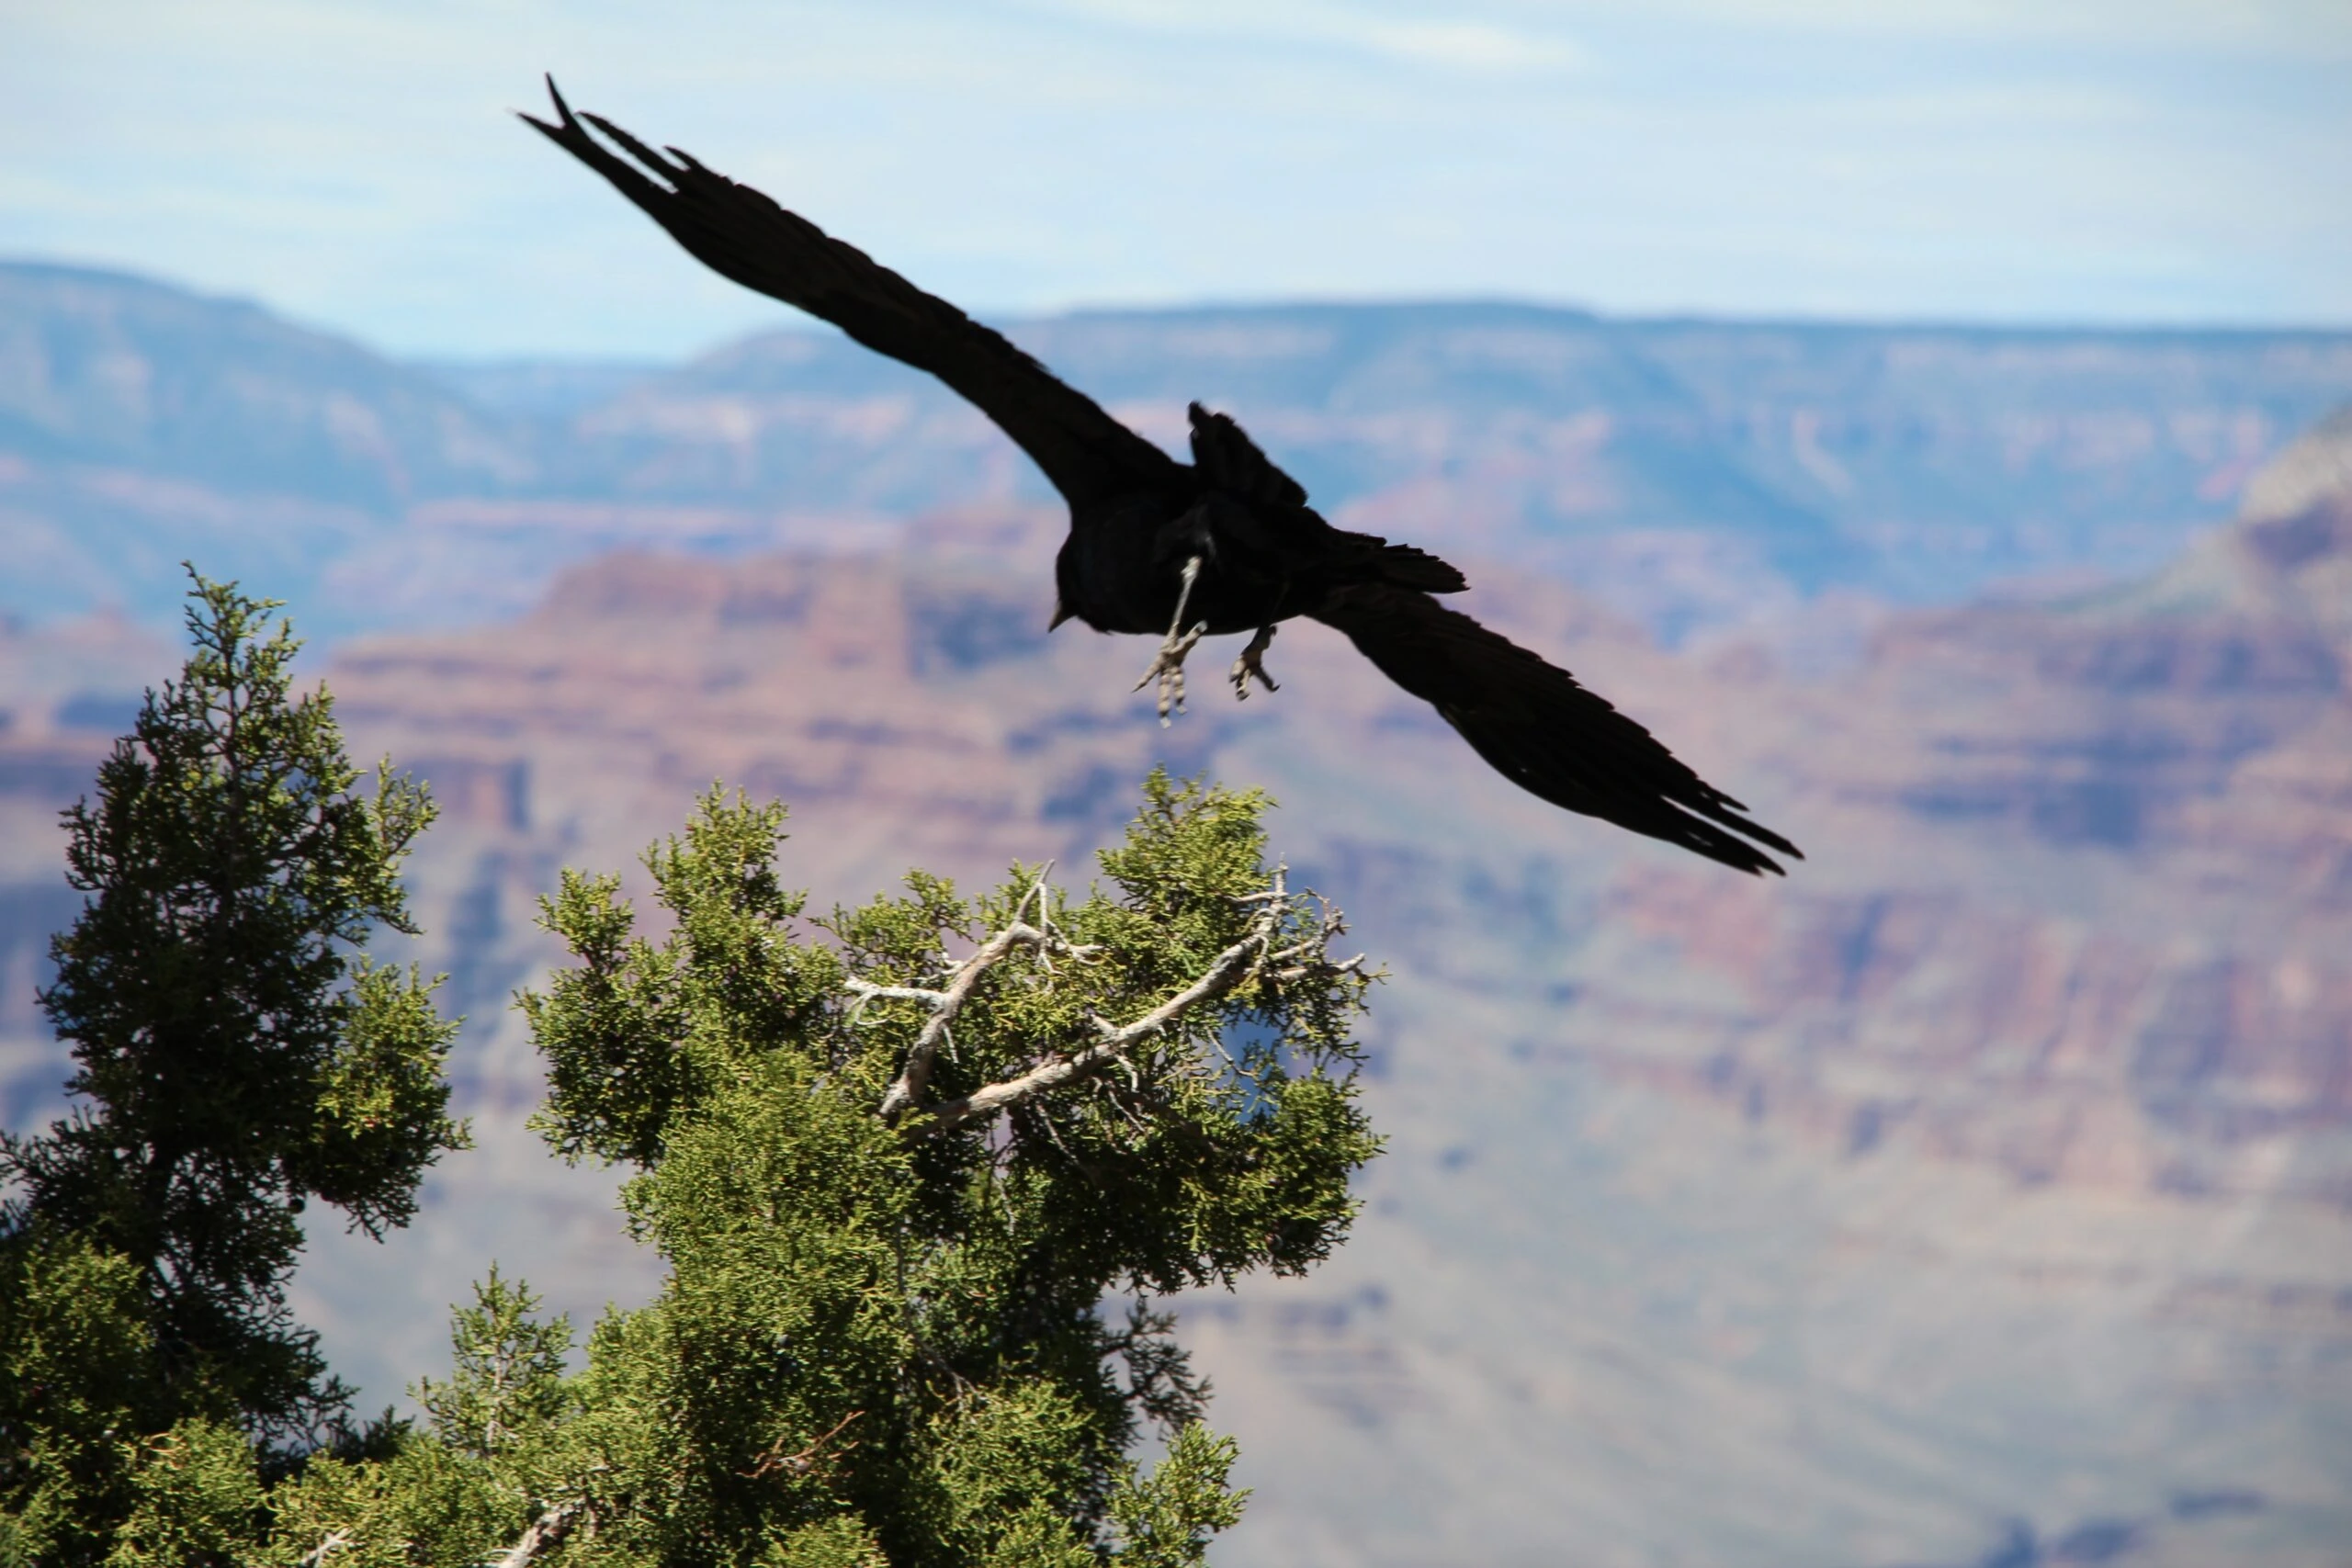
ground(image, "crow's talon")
xmin=1230 ymin=624 xmax=1280 ymax=701
xmin=1135 ymin=624 xmax=1206 ymax=725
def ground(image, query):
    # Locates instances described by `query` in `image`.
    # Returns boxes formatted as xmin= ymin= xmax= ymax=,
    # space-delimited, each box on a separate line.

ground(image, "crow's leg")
xmin=1230 ymin=623 xmax=1279 ymax=700
xmin=1133 ymin=555 xmax=1207 ymax=727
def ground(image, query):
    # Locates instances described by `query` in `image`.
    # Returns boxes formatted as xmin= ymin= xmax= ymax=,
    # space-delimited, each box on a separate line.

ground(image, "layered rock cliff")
xmin=6 ymin=266 xmax=2349 ymax=1561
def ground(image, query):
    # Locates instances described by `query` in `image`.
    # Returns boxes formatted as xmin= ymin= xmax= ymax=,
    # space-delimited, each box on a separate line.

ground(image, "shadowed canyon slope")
xmin=3 ymin=266 xmax=2350 ymax=1564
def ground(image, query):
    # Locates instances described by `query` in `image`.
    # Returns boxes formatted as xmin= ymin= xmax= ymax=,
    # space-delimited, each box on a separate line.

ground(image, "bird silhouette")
xmin=524 ymin=78 xmax=1801 ymax=874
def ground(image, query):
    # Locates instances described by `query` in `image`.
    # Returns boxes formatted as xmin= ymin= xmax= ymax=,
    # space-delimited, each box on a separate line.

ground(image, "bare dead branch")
xmin=492 ymin=1499 xmax=582 ymax=1567
xmin=909 ymin=870 xmax=1351 ymax=1140
xmin=863 ymin=866 xmax=1099 ymax=1121
xmin=296 ymin=1528 xmax=352 ymax=1568
xmin=914 ymin=931 xmax=1261 ymax=1136
xmin=492 ymin=1494 xmax=589 ymax=1567
xmin=864 ymin=922 xmax=1052 ymax=1119
xmin=844 ymin=863 xmax=1358 ymax=1141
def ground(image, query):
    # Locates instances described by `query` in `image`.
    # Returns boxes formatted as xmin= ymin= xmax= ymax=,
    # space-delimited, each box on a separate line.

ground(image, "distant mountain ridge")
xmin=8 ymin=259 xmax=2352 ymax=648
xmin=0 ymin=262 xmax=530 ymax=500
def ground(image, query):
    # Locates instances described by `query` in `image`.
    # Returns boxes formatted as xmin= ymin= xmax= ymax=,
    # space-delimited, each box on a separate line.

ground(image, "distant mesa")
xmin=8 ymin=258 xmax=2352 ymax=645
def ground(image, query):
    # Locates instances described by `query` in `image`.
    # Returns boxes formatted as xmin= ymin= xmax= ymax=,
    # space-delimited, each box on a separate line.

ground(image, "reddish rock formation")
xmin=7 ymin=411 xmax=2351 ymax=1566
xmin=227 ymin=406 xmax=2351 ymax=1215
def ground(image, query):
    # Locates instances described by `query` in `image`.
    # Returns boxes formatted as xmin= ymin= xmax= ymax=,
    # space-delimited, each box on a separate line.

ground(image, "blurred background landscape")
xmin=5 ymin=3 xmax=2350 ymax=1564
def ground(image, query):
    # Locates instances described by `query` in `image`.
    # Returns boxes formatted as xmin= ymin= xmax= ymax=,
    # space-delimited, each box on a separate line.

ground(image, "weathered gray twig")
xmin=913 ymin=914 xmax=1269 ymax=1136
xmin=847 ymin=864 xmax=1359 ymax=1140
xmin=864 ymin=867 xmax=1097 ymax=1121
xmin=296 ymin=1528 xmax=351 ymax=1568
xmin=906 ymin=869 xmax=1362 ymax=1139
xmin=492 ymin=1486 xmax=597 ymax=1568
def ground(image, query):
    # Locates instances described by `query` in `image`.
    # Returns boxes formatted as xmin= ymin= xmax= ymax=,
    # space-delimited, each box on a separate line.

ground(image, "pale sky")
xmin=5 ymin=0 xmax=2348 ymax=360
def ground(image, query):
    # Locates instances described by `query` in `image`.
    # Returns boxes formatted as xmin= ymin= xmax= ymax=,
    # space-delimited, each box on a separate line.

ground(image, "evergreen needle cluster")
xmin=2 ymin=573 xmax=466 ymax=1563
xmin=0 ymin=575 xmax=1385 ymax=1566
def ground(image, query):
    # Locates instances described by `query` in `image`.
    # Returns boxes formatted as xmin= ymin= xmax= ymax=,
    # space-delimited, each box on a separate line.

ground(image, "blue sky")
xmin=5 ymin=0 xmax=2347 ymax=359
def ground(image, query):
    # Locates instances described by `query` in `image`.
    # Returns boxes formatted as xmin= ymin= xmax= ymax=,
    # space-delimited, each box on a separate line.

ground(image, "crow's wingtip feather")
xmin=520 ymin=76 xmax=583 ymax=143
xmin=577 ymin=111 xmax=684 ymax=181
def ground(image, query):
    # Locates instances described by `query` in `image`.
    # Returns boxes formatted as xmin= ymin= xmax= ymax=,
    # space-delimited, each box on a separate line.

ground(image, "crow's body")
xmin=526 ymin=80 xmax=1802 ymax=874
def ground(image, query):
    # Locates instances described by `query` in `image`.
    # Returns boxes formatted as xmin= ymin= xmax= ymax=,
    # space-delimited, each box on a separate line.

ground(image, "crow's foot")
xmin=1231 ymin=623 xmax=1280 ymax=701
xmin=1135 ymin=554 xmax=1209 ymax=727
xmin=1135 ymin=623 xmax=1206 ymax=726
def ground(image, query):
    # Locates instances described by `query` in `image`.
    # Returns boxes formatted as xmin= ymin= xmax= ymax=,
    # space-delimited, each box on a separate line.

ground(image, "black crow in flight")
xmin=524 ymin=79 xmax=1801 ymax=875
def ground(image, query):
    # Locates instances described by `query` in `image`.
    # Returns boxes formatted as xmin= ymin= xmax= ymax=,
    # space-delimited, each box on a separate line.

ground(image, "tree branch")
xmin=863 ymin=867 xmax=1099 ymax=1121
xmin=492 ymin=1495 xmax=588 ymax=1567
xmin=883 ymin=868 xmax=1361 ymax=1141
xmin=741 ymin=1408 xmax=864 ymax=1482
xmin=296 ymin=1529 xmax=352 ymax=1568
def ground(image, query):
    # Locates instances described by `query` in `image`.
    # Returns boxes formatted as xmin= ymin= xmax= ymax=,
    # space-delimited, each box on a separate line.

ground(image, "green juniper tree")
xmin=257 ymin=772 xmax=1382 ymax=1566
xmin=0 ymin=572 xmax=467 ymax=1562
xmin=3 ymin=571 xmax=1383 ymax=1563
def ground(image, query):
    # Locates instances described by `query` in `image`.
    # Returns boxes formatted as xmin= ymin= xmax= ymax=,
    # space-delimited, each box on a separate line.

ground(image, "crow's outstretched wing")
xmin=1311 ymin=584 xmax=1801 ymax=874
xmin=523 ymin=78 xmax=1181 ymax=512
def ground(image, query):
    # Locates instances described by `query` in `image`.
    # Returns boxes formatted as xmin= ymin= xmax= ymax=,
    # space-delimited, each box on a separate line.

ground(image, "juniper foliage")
xmin=4 ymin=626 xmax=1383 ymax=1566
xmin=254 ymin=774 xmax=1379 ymax=1565
xmin=483 ymin=773 xmax=1379 ymax=1564
xmin=0 ymin=573 xmax=465 ymax=1561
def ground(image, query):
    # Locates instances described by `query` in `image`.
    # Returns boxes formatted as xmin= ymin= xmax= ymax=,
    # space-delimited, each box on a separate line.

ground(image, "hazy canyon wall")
xmin=3 ymin=266 xmax=2348 ymax=1567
